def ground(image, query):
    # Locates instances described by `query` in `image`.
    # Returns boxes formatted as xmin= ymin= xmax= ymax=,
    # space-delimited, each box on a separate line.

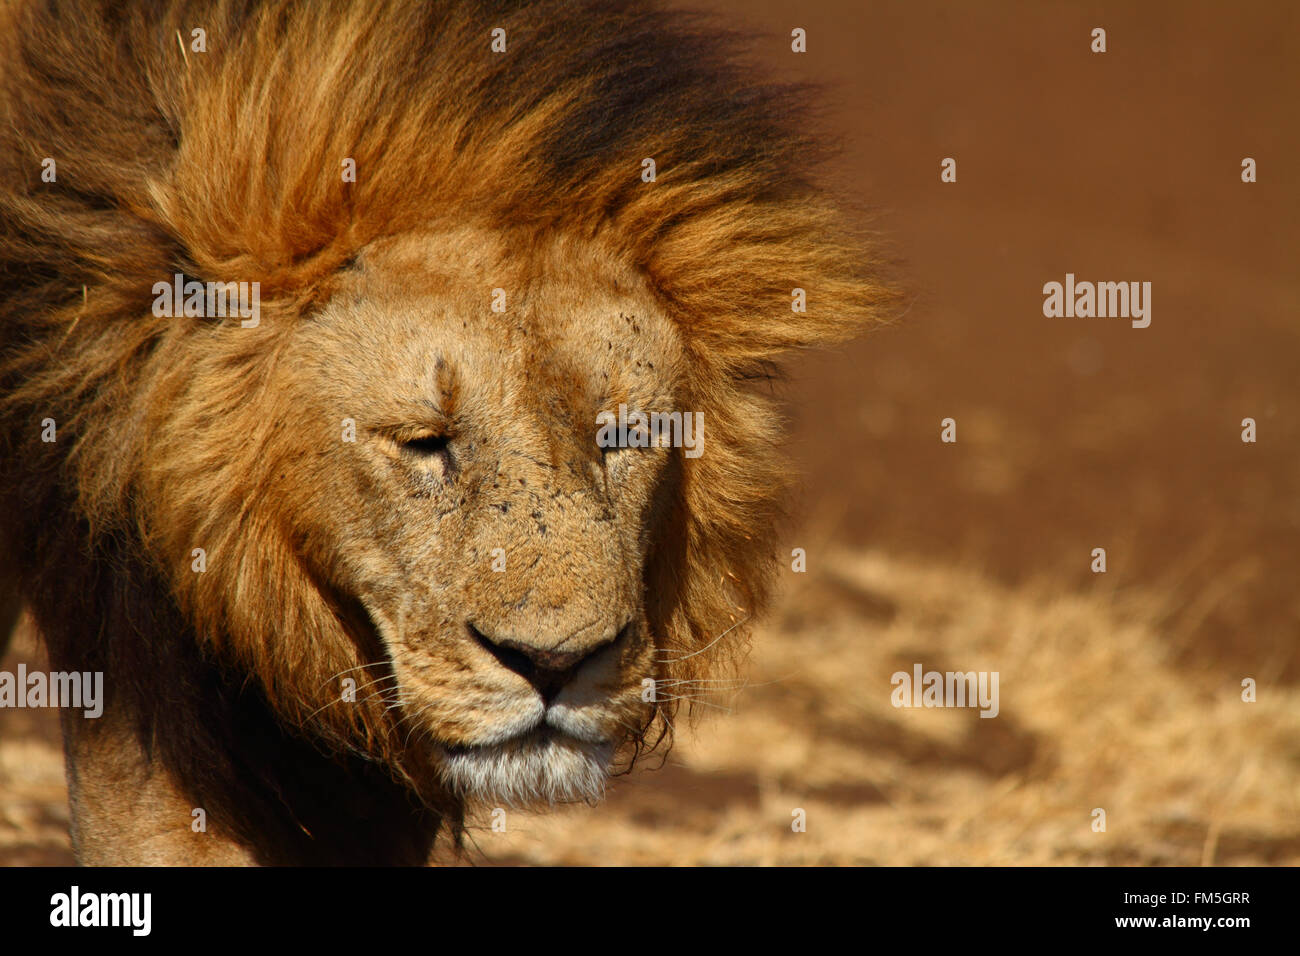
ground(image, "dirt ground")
xmin=2 ymin=0 xmax=1297 ymax=865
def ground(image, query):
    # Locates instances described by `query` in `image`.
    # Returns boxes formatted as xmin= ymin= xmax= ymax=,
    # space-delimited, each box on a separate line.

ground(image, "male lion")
xmin=0 ymin=0 xmax=895 ymax=864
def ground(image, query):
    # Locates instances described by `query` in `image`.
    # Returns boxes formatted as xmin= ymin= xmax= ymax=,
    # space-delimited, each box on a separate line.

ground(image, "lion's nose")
xmin=468 ymin=621 xmax=629 ymax=704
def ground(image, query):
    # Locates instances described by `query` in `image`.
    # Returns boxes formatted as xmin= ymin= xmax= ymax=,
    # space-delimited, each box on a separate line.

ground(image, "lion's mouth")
xmin=436 ymin=724 xmax=615 ymax=804
xmin=443 ymin=724 xmax=571 ymax=756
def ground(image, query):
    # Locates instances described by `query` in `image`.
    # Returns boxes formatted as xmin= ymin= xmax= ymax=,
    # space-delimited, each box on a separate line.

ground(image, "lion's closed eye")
xmin=400 ymin=433 xmax=451 ymax=457
xmin=380 ymin=426 xmax=457 ymax=481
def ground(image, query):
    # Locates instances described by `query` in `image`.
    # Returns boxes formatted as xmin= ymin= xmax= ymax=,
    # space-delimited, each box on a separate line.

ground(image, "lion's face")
xmin=275 ymin=229 xmax=686 ymax=804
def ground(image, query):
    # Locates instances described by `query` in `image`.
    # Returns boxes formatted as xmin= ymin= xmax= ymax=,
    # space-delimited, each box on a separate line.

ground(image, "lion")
xmin=0 ymin=0 xmax=896 ymax=864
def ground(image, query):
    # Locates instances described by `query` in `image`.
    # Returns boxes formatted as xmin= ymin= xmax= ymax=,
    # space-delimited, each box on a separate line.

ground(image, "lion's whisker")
xmin=315 ymin=662 xmax=391 ymax=691
xmin=303 ymin=672 xmax=400 ymax=722
xmin=653 ymin=694 xmax=733 ymax=710
xmin=653 ymin=616 xmax=749 ymax=664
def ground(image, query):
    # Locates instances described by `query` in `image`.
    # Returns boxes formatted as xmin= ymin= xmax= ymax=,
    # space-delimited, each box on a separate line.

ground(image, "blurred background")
xmin=3 ymin=0 xmax=1297 ymax=864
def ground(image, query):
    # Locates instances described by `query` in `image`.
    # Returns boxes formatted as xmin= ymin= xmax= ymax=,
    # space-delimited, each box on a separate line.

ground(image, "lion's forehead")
xmin=296 ymin=228 xmax=689 ymax=426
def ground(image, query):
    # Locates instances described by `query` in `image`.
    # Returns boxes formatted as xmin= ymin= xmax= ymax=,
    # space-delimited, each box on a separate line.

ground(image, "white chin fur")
xmin=438 ymin=733 xmax=613 ymax=806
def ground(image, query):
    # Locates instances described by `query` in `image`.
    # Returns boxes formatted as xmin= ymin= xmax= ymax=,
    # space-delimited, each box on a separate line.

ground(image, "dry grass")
xmin=4 ymin=546 xmax=1297 ymax=865
xmin=0 ymin=625 xmax=71 ymax=866
xmin=454 ymin=548 xmax=1300 ymax=865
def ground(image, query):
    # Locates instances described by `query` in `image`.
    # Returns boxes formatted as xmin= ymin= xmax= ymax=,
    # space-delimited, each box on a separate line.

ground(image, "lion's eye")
xmin=400 ymin=433 xmax=450 ymax=457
